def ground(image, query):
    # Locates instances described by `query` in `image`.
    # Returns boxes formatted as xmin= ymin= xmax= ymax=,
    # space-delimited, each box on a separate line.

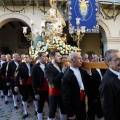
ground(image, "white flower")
xmin=56 ymin=45 xmax=59 ymax=47
xmin=61 ymin=51 xmax=64 ymax=54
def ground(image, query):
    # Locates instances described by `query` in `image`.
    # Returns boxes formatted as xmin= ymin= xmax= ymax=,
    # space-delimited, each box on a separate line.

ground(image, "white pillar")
xmin=102 ymin=37 xmax=120 ymax=54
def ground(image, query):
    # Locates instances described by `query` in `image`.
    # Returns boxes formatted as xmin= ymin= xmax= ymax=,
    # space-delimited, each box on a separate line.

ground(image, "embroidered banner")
xmin=68 ymin=0 xmax=99 ymax=33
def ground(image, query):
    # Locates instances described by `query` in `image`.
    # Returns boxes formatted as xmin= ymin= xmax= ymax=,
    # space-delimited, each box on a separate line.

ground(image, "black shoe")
xmin=34 ymin=111 xmax=37 ymax=115
xmin=14 ymin=106 xmax=18 ymax=110
xmin=1 ymin=95 xmax=4 ymax=98
xmin=22 ymin=113 xmax=28 ymax=119
xmin=5 ymin=101 xmax=8 ymax=104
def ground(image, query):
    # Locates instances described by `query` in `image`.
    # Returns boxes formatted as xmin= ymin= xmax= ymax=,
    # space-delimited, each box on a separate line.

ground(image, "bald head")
xmin=12 ymin=53 xmax=20 ymax=61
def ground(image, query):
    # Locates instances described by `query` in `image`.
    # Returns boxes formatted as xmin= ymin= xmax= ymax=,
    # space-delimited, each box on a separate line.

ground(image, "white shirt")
xmin=109 ymin=68 xmax=120 ymax=80
xmin=70 ymin=67 xmax=84 ymax=90
xmin=40 ymin=63 xmax=45 ymax=73
xmin=96 ymin=68 xmax=103 ymax=81
xmin=53 ymin=64 xmax=61 ymax=72
xmin=26 ymin=63 xmax=30 ymax=76
xmin=14 ymin=61 xmax=19 ymax=67
xmin=1 ymin=60 xmax=5 ymax=67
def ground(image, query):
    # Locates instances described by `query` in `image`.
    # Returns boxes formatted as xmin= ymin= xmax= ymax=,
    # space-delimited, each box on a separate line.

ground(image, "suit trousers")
xmin=87 ymin=98 xmax=103 ymax=120
xmin=49 ymin=95 xmax=66 ymax=118
xmin=3 ymin=79 xmax=9 ymax=95
xmin=10 ymin=80 xmax=18 ymax=95
xmin=0 ymin=78 xmax=4 ymax=90
xmin=20 ymin=84 xmax=35 ymax=102
xmin=37 ymin=90 xmax=49 ymax=113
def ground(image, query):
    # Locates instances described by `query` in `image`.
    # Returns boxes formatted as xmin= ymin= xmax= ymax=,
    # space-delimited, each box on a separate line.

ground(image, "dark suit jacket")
xmin=88 ymin=68 xmax=104 ymax=100
xmin=6 ymin=61 xmax=18 ymax=83
xmin=45 ymin=63 xmax=64 ymax=88
xmin=0 ymin=61 xmax=6 ymax=80
xmin=14 ymin=62 xmax=33 ymax=87
xmin=99 ymin=69 xmax=120 ymax=120
xmin=62 ymin=67 xmax=92 ymax=118
xmin=31 ymin=62 xmax=45 ymax=94
xmin=0 ymin=62 xmax=8 ymax=79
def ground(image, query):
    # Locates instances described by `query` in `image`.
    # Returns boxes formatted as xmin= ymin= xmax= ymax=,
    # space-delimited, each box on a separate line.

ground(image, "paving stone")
xmin=0 ymin=96 xmax=60 ymax=120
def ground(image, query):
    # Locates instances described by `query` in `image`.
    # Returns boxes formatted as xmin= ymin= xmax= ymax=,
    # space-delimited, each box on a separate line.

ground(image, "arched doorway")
xmin=80 ymin=20 xmax=108 ymax=57
xmin=0 ymin=13 xmax=32 ymax=55
xmin=0 ymin=20 xmax=30 ymax=55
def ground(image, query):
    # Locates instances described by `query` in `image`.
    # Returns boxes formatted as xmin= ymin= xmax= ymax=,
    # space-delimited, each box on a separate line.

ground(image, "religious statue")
xmin=45 ymin=0 xmax=66 ymax=28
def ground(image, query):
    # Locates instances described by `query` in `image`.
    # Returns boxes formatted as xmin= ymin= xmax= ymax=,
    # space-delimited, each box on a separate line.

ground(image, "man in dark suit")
xmin=62 ymin=52 xmax=93 ymax=120
xmin=14 ymin=53 xmax=38 ymax=119
xmin=0 ymin=54 xmax=12 ymax=104
xmin=99 ymin=49 xmax=120 ymax=120
xmin=45 ymin=50 xmax=68 ymax=120
xmin=31 ymin=52 xmax=49 ymax=120
xmin=0 ymin=54 xmax=6 ymax=98
xmin=6 ymin=53 xmax=20 ymax=109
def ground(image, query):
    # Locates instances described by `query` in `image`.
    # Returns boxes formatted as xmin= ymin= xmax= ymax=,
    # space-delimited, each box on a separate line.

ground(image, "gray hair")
xmin=68 ymin=52 xmax=80 ymax=62
xmin=104 ymin=49 xmax=119 ymax=61
xmin=82 ymin=54 xmax=88 ymax=59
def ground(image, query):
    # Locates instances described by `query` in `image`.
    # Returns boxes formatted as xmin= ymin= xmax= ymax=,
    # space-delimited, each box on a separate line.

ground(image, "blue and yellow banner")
xmin=68 ymin=0 xmax=99 ymax=33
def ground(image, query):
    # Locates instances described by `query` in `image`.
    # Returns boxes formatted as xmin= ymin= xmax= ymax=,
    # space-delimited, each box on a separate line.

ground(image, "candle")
xmin=41 ymin=20 xmax=46 ymax=28
xmin=77 ymin=28 xmax=80 ymax=34
xmin=35 ymin=28 xmax=39 ymax=34
xmin=22 ymin=27 xmax=28 ymax=33
xmin=76 ymin=18 xmax=80 ymax=25
xmin=69 ymin=26 xmax=74 ymax=34
xmin=30 ymin=19 xmax=34 ymax=25
xmin=81 ymin=26 xmax=86 ymax=33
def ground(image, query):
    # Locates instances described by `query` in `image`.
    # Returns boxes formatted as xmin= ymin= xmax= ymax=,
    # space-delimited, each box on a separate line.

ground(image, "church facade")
xmin=0 ymin=1 xmax=120 ymax=56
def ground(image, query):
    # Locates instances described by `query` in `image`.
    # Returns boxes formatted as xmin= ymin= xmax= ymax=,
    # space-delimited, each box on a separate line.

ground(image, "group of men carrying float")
xmin=0 ymin=51 xmax=105 ymax=120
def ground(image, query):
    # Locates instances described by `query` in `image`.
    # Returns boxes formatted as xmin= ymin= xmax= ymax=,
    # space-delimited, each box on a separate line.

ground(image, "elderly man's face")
xmin=72 ymin=54 xmax=82 ymax=67
xmin=108 ymin=52 xmax=120 ymax=72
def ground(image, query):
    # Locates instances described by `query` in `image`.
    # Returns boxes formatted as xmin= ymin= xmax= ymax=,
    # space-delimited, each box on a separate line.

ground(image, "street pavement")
xmin=0 ymin=95 xmax=103 ymax=120
xmin=0 ymin=95 xmax=59 ymax=120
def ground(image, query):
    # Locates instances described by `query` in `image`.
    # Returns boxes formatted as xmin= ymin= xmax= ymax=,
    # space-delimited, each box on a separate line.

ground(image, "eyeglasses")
xmin=111 ymin=58 xmax=120 ymax=61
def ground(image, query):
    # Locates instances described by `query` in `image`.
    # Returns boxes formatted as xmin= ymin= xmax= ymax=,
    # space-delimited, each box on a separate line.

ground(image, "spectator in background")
xmin=82 ymin=54 xmax=89 ymax=62
xmin=99 ymin=55 xmax=104 ymax=62
xmin=61 ymin=54 xmax=68 ymax=62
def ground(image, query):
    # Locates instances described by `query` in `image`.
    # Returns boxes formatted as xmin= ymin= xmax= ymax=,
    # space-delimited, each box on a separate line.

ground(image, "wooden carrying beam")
xmin=82 ymin=62 xmax=108 ymax=69
xmin=61 ymin=62 xmax=108 ymax=69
